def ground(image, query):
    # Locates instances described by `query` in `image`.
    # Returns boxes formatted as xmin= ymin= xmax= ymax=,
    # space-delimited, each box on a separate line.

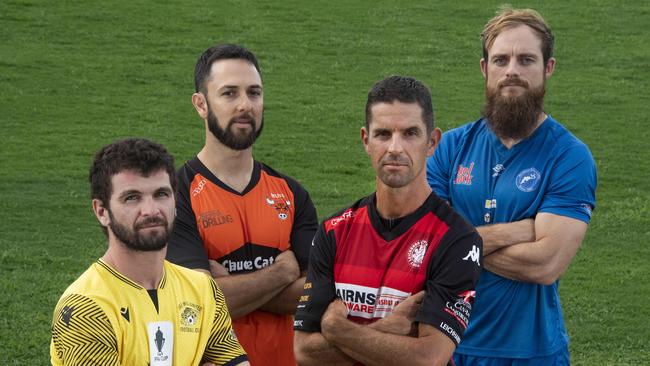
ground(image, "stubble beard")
xmin=482 ymin=77 xmax=546 ymax=141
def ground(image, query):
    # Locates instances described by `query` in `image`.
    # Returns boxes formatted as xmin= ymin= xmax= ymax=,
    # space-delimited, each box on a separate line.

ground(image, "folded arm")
xmin=483 ymin=212 xmax=588 ymax=285
xmin=201 ymin=250 xmax=300 ymax=319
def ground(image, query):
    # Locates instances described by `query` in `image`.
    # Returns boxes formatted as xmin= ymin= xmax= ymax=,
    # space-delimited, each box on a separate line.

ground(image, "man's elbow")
xmin=532 ymin=263 xmax=565 ymax=285
xmin=293 ymin=333 xmax=312 ymax=366
xmin=411 ymin=347 xmax=450 ymax=366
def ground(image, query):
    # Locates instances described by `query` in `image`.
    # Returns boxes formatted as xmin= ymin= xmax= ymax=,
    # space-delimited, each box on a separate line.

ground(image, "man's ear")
xmin=427 ymin=127 xmax=442 ymax=157
xmin=92 ymin=199 xmax=110 ymax=228
xmin=191 ymin=92 xmax=209 ymax=120
xmin=480 ymin=58 xmax=488 ymax=79
xmin=361 ymin=126 xmax=370 ymax=154
xmin=545 ymin=57 xmax=556 ymax=79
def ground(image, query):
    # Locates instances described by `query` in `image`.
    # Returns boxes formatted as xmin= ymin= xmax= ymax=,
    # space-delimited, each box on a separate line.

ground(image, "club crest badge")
xmin=266 ymin=197 xmax=291 ymax=220
xmin=516 ymin=168 xmax=541 ymax=192
xmin=407 ymin=240 xmax=428 ymax=269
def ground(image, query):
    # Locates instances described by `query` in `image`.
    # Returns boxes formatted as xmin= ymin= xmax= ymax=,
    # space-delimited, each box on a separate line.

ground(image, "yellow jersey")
xmin=50 ymin=259 xmax=247 ymax=365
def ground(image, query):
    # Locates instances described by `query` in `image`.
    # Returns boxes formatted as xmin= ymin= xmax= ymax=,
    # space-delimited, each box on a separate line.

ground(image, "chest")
xmin=332 ymin=216 xmax=445 ymax=322
xmin=110 ymin=288 xmax=210 ymax=365
xmin=447 ymin=136 xmax=556 ymax=224
xmin=190 ymin=176 xmax=295 ymax=259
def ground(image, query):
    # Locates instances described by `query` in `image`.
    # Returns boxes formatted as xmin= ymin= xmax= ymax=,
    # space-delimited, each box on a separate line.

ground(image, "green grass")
xmin=1 ymin=1 xmax=649 ymax=364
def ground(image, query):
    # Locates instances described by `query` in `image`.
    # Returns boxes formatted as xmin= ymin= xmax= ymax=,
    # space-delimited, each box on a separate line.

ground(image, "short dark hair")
xmin=89 ymin=138 xmax=177 ymax=209
xmin=194 ymin=44 xmax=261 ymax=94
xmin=365 ymin=76 xmax=434 ymax=133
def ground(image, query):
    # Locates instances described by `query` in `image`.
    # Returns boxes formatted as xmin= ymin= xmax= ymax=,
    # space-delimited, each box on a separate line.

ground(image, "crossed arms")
xmin=294 ymin=292 xmax=455 ymax=366
xmin=478 ymin=212 xmax=588 ymax=285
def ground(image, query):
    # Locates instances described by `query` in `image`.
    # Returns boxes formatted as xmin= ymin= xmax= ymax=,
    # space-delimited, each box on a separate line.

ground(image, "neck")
xmin=102 ymin=240 xmax=166 ymax=289
xmin=375 ymin=177 xmax=431 ymax=219
xmin=499 ymin=112 xmax=547 ymax=149
xmin=198 ymin=133 xmax=255 ymax=193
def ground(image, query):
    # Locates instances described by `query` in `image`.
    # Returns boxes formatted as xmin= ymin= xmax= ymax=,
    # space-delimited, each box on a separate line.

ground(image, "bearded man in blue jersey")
xmin=426 ymin=7 xmax=597 ymax=366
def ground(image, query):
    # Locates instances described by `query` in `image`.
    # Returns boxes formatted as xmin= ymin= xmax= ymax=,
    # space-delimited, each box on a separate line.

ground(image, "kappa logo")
xmin=407 ymin=240 xmax=428 ymax=269
xmin=266 ymin=197 xmax=291 ymax=220
xmin=516 ymin=168 xmax=541 ymax=192
xmin=454 ymin=162 xmax=475 ymax=185
xmin=462 ymin=245 xmax=481 ymax=266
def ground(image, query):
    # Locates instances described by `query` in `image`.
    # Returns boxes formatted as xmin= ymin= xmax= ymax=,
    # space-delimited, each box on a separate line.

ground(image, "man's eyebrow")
xmin=117 ymin=189 xmax=141 ymax=199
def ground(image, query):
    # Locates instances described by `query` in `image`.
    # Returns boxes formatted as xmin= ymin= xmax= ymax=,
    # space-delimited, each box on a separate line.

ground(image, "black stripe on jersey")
xmin=51 ymin=293 xmax=118 ymax=365
xmin=203 ymin=279 xmax=248 ymax=364
xmin=97 ymin=260 xmax=142 ymax=290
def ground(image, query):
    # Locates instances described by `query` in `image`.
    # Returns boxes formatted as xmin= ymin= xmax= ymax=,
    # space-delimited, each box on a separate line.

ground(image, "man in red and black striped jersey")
xmin=294 ymin=76 xmax=483 ymax=366
xmin=166 ymin=44 xmax=318 ymax=366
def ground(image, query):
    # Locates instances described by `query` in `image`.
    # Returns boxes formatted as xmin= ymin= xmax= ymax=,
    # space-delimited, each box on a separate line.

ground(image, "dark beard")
xmin=207 ymin=106 xmax=264 ymax=151
xmin=108 ymin=210 xmax=170 ymax=252
xmin=482 ymin=79 xmax=545 ymax=141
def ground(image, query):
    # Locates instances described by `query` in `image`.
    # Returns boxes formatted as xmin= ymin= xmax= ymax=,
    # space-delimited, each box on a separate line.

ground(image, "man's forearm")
xmin=483 ymin=213 xmax=587 ymax=285
xmin=294 ymin=331 xmax=355 ymax=366
xmin=324 ymin=317 xmax=449 ymax=366
xmin=477 ymin=218 xmax=535 ymax=255
xmin=260 ymin=276 xmax=305 ymax=314
xmin=214 ymin=265 xmax=294 ymax=319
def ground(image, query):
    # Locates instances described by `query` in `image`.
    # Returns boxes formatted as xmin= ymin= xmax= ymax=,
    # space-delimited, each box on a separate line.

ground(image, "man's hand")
xmin=372 ymin=291 xmax=424 ymax=336
xmin=321 ymin=299 xmax=349 ymax=340
xmin=209 ymin=259 xmax=230 ymax=278
xmin=274 ymin=249 xmax=300 ymax=284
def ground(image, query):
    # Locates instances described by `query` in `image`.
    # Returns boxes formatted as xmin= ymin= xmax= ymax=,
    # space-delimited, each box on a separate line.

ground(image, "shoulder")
xmin=543 ymin=117 xmax=594 ymax=158
xmin=321 ymin=195 xmax=372 ymax=233
xmin=164 ymin=261 xmax=212 ymax=287
xmin=258 ymin=161 xmax=311 ymax=194
xmin=440 ymin=118 xmax=486 ymax=144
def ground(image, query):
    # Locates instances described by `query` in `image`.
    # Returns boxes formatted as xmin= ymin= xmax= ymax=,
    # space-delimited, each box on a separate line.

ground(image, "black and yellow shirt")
xmin=50 ymin=259 xmax=247 ymax=365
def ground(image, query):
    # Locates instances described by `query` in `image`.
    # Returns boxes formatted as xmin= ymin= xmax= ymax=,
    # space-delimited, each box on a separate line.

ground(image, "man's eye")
xmin=124 ymin=195 xmax=139 ymax=202
xmin=155 ymin=191 xmax=170 ymax=198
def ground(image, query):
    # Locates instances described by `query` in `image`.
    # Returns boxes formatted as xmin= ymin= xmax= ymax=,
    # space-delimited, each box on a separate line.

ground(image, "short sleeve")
xmin=293 ymin=225 xmax=336 ymax=332
xmin=166 ymin=164 xmax=210 ymax=271
xmin=286 ymin=178 xmax=318 ymax=272
xmin=203 ymin=279 xmax=248 ymax=365
xmin=415 ymin=224 xmax=483 ymax=346
xmin=50 ymin=293 xmax=119 ymax=366
xmin=539 ymin=144 xmax=597 ymax=223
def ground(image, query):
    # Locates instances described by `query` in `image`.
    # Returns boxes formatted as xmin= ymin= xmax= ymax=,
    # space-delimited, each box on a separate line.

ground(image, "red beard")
xmin=482 ymin=77 xmax=546 ymax=141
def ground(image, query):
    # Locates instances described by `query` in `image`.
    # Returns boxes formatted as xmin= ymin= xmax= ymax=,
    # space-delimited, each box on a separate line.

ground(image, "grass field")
xmin=1 ymin=0 xmax=649 ymax=364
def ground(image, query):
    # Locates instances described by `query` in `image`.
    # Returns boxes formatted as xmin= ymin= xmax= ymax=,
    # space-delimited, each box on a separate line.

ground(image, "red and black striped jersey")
xmin=295 ymin=192 xmax=481 ymax=351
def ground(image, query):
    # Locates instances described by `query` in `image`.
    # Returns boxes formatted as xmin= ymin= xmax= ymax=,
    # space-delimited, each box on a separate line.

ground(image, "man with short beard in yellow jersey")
xmin=50 ymin=138 xmax=249 ymax=366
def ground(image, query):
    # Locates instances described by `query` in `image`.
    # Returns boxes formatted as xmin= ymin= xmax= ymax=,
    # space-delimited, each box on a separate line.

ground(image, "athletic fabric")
xmin=167 ymin=157 xmax=318 ymax=366
xmin=294 ymin=193 xmax=482 ymax=364
xmin=50 ymin=260 xmax=247 ymax=365
xmin=426 ymin=116 xmax=597 ymax=359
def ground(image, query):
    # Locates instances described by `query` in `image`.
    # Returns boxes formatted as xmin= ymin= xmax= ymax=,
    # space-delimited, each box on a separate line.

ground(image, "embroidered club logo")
xmin=178 ymin=302 xmax=202 ymax=333
xmin=266 ymin=197 xmax=291 ymax=220
xmin=180 ymin=306 xmax=199 ymax=326
xmin=516 ymin=168 xmax=541 ymax=192
xmin=407 ymin=240 xmax=428 ymax=269
xmin=454 ymin=162 xmax=475 ymax=185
